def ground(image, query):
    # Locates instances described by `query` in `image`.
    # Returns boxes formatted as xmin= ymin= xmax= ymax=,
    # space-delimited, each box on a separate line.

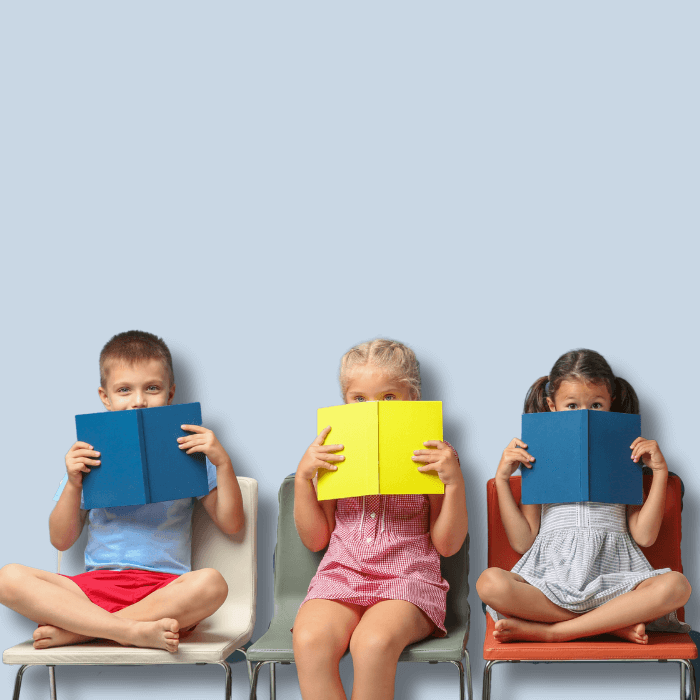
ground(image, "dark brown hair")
xmin=524 ymin=349 xmax=639 ymax=414
xmin=99 ymin=330 xmax=174 ymax=388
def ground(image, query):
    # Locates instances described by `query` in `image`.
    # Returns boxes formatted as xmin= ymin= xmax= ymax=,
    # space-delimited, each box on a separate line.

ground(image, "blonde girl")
xmin=477 ymin=348 xmax=690 ymax=644
xmin=292 ymin=339 xmax=468 ymax=700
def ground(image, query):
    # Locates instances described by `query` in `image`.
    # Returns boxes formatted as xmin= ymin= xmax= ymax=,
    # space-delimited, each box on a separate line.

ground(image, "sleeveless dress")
xmin=487 ymin=501 xmax=689 ymax=632
xmin=301 ymin=494 xmax=449 ymax=636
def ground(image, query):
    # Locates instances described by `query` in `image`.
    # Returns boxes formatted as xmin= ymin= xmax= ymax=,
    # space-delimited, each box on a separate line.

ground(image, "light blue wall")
xmin=1 ymin=3 xmax=698 ymax=699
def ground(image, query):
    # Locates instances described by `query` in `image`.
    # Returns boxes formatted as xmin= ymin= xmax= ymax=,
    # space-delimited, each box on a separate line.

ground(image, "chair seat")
xmin=3 ymin=627 xmax=248 ymax=666
xmin=483 ymin=615 xmax=698 ymax=661
xmin=248 ymin=620 xmax=469 ymax=665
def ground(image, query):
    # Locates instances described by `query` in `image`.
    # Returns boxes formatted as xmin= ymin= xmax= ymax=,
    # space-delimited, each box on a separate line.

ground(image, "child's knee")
xmin=193 ymin=568 xmax=228 ymax=608
xmin=349 ymin=625 xmax=402 ymax=663
xmin=665 ymin=571 xmax=692 ymax=607
xmin=476 ymin=567 xmax=509 ymax=606
xmin=0 ymin=564 xmax=27 ymax=605
xmin=293 ymin=622 xmax=345 ymax=662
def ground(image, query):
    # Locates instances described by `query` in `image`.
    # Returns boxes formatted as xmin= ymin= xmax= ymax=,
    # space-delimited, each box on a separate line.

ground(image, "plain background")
xmin=1 ymin=2 xmax=698 ymax=699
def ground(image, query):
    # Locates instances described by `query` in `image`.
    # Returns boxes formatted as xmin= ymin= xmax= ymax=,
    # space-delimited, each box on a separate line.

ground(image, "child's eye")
xmin=566 ymin=403 xmax=578 ymax=410
xmin=355 ymin=396 xmax=366 ymax=402
xmin=592 ymin=402 xmax=603 ymax=409
xmin=117 ymin=387 xmax=130 ymax=393
xmin=147 ymin=385 xmax=161 ymax=392
xmin=384 ymin=394 xmax=396 ymax=401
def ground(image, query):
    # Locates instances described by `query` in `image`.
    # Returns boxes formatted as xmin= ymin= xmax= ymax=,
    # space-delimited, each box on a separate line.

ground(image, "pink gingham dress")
xmin=300 ymin=494 xmax=449 ymax=636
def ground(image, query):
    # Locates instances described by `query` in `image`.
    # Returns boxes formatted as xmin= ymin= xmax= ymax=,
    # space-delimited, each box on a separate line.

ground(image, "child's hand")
xmin=496 ymin=438 xmax=534 ymax=480
xmin=412 ymin=440 xmax=462 ymax=486
xmin=178 ymin=425 xmax=228 ymax=466
xmin=630 ymin=437 xmax=668 ymax=472
xmin=296 ymin=425 xmax=345 ymax=482
xmin=65 ymin=441 xmax=100 ymax=488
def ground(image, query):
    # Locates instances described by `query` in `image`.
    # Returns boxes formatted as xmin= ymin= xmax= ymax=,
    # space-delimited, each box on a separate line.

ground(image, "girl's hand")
xmin=178 ymin=424 xmax=228 ymax=466
xmin=413 ymin=440 xmax=462 ymax=486
xmin=296 ymin=425 xmax=345 ymax=482
xmin=65 ymin=441 xmax=101 ymax=488
xmin=496 ymin=438 xmax=534 ymax=480
xmin=630 ymin=437 xmax=668 ymax=472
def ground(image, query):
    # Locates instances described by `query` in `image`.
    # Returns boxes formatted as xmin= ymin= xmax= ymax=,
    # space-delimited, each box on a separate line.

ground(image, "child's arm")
xmin=180 ymin=425 xmax=244 ymax=535
xmin=414 ymin=441 xmax=468 ymax=557
xmin=49 ymin=441 xmax=96 ymax=550
xmin=494 ymin=438 xmax=541 ymax=554
xmin=626 ymin=437 xmax=668 ymax=547
xmin=294 ymin=425 xmax=344 ymax=552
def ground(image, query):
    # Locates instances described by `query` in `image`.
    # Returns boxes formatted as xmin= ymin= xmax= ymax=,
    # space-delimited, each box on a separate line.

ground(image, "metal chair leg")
xmin=249 ymin=661 xmax=266 ymax=700
xmin=48 ymin=666 xmax=57 ymax=700
xmin=679 ymin=659 xmax=698 ymax=700
xmin=682 ymin=662 xmax=687 ymax=700
xmin=11 ymin=665 xmax=27 ymax=700
xmin=465 ymin=650 xmax=473 ymax=700
xmin=482 ymin=660 xmax=497 ymax=700
xmin=216 ymin=661 xmax=232 ymax=700
xmin=270 ymin=662 xmax=277 ymax=700
xmin=448 ymin=660 xmax=465 ymax=700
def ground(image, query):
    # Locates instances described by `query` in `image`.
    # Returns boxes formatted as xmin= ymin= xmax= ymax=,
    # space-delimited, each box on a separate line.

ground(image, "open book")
xmin=316 ymin=401 xmax=445 ymax=500
xmin=76 ymin=402 xmax=209 ymax=509
xmin=520 ymin=410 xmax=643 ymax=505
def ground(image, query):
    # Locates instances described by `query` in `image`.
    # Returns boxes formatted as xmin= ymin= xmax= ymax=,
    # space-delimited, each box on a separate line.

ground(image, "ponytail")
xmin=523 ymin=376 xmax=550 ymax=413
xmin=612 ymin=377 xmax=640 ymax=414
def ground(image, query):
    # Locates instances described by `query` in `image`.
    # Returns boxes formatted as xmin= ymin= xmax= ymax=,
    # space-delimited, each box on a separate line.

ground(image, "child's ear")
xmin=167 ymin=383 xmax=176 ymax=405
xmin=98 ymin=386 xmax=112 ymax=410
xmin=546 ymin=396 xmax=556 ymax=412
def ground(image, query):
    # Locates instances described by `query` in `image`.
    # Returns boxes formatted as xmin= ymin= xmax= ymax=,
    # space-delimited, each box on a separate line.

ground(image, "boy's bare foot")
xmin=33 ymin=625 xmax=95 ymax=649
xmin=127 ymin=619 xmax=180 ymax=652
xmin=610 ymin=623 xmax=648 ymax=644
xmin=493 ymin=617 xmax=556 ymax=642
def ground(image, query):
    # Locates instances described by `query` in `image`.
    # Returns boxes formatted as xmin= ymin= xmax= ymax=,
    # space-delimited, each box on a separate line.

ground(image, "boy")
xmin=0 ymin=331 xmax=244 ymax=652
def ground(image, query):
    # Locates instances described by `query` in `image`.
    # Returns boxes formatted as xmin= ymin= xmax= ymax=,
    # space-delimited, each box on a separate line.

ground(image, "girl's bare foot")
xmin=494 ymin=617 xmax=556 ymax=642
xmin=127 ymin=619 xmax=180 ymax=652
xmin=609 ymin=623 xmax=648 ymax=644
xmin=33 ymin=625 xmax=94 ymax=649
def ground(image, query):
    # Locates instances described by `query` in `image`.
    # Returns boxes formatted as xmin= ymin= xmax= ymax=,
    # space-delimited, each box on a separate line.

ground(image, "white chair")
xmin=3 ymin=476 xmax=257 ymax=700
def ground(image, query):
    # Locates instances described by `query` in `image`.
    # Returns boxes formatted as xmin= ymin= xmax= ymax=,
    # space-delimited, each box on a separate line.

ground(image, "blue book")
xmin=521 ymin=411 xmax=643 ymax=505
xmin=76 ymin=403 xmax=208 ymax=509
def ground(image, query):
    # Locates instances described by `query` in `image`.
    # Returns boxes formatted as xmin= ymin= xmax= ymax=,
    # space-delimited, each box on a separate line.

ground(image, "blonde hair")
xmin=339 ymin=339 xmax=421 ymax=400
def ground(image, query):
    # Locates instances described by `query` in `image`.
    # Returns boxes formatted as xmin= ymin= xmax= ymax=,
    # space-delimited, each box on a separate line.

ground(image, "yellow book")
xmin=316 ymin=401 xmax=445 ymax=500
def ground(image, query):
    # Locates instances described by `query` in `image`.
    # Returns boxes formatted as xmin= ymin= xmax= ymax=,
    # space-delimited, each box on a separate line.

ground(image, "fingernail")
xmin=95 ymin=452 xmax=100 ymax=456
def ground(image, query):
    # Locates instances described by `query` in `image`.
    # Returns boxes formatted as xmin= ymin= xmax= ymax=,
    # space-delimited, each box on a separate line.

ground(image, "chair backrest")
xmin=192 ymin=476 xmax=258 ymax=637
xmin=486 ymin=473 xmax=685 ymax=620
xmin=272 ymin=475 xmax=469 ymax=630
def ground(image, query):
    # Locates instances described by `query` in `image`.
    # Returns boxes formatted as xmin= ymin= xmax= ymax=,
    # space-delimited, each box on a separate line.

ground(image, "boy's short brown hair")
xmin=99 ymin=330 xmax=174 ymax=388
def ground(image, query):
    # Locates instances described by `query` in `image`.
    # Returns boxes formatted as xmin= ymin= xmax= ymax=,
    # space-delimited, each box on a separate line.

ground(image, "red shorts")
xmin=62 ymin=569 xmax=179 ymax=613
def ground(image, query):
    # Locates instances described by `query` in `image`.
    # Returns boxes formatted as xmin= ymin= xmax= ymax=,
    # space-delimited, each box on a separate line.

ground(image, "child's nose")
xmin=132 ymin=393 xmax=148 ymax=408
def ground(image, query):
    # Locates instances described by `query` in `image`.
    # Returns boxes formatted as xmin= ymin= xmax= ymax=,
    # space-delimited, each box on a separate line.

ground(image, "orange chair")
xmin=482 ymin=474 xmax=697 ymax=700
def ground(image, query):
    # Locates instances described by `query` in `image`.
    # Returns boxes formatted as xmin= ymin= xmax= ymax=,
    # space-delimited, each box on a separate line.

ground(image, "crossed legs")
xmin=0 ymin=563 xmax=228 ymax=652
xmin=477 ymin=567 xmax=691 ymax=644
xmin=293 ymin=599 xmax=434 ymax=700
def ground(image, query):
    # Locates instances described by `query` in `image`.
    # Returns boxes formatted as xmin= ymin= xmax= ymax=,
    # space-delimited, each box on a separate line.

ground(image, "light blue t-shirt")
xmin=53 ymin=458 xmax=217 ymax=575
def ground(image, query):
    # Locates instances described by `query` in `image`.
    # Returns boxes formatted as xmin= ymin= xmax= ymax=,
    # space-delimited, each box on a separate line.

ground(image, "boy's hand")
xmin=630 ymin=437 xmax=668 ymax=472
xmin=178 ymin=425 xmax=228 ymax=466
xmin=296 ymin=425 xmax=345 ymax=482
xmin=412 ymin=440 xmax=463 ymax=486
xmin=65 ymin=441 xmax=100 ymax=488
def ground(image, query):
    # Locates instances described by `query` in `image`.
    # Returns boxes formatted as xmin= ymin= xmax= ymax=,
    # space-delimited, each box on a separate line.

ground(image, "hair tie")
xmin=545 ymin=381 xmax=551 ymax=395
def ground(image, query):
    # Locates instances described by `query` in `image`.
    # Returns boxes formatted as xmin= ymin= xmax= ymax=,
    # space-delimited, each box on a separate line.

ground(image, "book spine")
xmin=136 ymin=411 xmax=151 ymax=503
xmin=374 ymin=402 xmax=380 ymax=495
xmin=582 ymin=411 xmax=589 ymax=501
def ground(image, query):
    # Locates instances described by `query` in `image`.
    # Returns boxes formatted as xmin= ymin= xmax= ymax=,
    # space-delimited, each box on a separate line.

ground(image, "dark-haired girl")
xmin=476 ymin=349 xmax=691 ymax=644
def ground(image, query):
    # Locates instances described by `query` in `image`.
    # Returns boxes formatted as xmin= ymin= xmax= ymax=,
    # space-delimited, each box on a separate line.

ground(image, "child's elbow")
xmin=223 ymin=514 xmax=245 ymax=536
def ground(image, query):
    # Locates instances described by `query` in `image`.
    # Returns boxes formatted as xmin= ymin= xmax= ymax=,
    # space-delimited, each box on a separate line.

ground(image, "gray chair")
xmin=247 ymin=475 xmax=472 ymax=700
xmin=3 ymin=476 xmax=258 ymax=700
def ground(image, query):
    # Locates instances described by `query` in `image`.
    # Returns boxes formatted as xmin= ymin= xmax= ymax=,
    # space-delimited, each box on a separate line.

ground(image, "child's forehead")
xmin=345 ymin=365 xmax=406 ymax=390
xmin=103 ymin=358 xmax=170 ymax=383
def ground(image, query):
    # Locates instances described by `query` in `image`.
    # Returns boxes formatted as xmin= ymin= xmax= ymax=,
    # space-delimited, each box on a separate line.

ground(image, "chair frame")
xmin=4 ymin=476 xmax=257 ymax=700
xmin=482 ymin=474 xmax=697 ymax=700
xmin=247 ymin=475 xmax=472 ymax=700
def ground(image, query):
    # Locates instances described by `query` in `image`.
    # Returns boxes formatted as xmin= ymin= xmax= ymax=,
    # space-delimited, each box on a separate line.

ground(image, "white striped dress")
xmin=487 ymin=501 xmax=690 ymax=632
